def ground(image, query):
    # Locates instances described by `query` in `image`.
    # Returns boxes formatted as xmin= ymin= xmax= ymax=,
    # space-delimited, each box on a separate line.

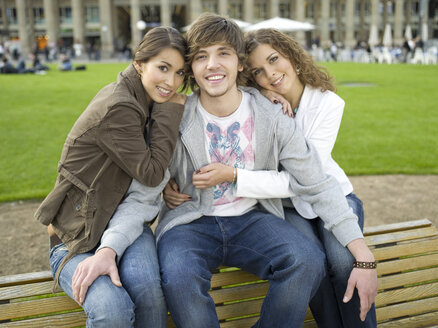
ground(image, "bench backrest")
xmin=1 ymin=219 xmax=437 ymax=327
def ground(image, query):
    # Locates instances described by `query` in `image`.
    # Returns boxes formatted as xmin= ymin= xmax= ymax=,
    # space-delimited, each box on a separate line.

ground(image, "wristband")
xmin=353 ymin=261 xmax=377 ymax=269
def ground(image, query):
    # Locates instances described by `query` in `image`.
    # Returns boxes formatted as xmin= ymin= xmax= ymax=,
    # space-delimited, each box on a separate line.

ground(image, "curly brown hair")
xmin=244 ymin=29 xmax=335 ymax=92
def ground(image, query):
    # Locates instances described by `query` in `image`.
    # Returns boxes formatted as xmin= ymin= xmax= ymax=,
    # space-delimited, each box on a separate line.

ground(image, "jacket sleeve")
xmin=97 ymin=102 xmax=184 ymax=187
xmin=306 ymin=95 xmax=344 ymax=168
xmin=235 ymin=169 xmax=295 ymax=199
xmin=97 ymin=171 xmax=170 ymax=261
xmin=276 ymin=116 xmax=363 ymax=246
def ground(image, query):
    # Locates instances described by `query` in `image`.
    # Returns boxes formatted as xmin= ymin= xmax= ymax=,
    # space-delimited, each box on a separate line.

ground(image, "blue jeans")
xmin=285 ymin=193 xmax=377 ymax=328
xmin=49 ymin=226 xmax=167 ymax=328
xmin=157 ymin=210 xmax=326 ymax=328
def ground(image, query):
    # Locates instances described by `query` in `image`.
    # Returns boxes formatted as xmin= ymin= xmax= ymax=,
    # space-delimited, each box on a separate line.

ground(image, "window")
xmin=280 ymin=2 xmax=291 ymax=18
xmin=229 ymin=2 xmax=243 ymax=19
xmin=6 ymin=7 xmax=17 ymax=25
xmin=59 ymin=7 xmax=72 ymax=24
xmin=255 ymin=2 xmax=267 ymax=20
xmin=33 ymin=7 xmax=45 ymax=24
xmin=85 ymin=6 xmax=99 ymax=23
xmin=203 ymin=2 xmax=218 ymax=13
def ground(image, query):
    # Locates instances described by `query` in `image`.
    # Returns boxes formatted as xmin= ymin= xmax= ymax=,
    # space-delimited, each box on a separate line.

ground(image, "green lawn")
xmin=0 ymin=62 xmax=437 ymax=202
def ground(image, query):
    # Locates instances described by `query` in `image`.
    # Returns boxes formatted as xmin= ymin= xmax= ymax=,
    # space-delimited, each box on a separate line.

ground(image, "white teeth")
xmin=157 ymin=87 xmax=171 ymax=94
xmin=207 ymin=75 xmax=224 ymax=81
xmin=272 ymin=75 xmax=283 ymax=86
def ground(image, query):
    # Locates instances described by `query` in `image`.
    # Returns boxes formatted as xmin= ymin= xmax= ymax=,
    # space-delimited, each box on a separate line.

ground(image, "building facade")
xmin=0 ymin=0 xmax=437 ymax=56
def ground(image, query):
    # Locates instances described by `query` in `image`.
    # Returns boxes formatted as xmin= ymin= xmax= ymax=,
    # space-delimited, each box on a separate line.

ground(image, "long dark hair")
xmin=134 ymin=26 xmax=189 ymax=91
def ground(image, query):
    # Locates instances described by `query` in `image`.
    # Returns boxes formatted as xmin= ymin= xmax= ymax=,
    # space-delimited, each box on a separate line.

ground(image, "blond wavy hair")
xmin=244 ymin=29 xmax=336 ymax=92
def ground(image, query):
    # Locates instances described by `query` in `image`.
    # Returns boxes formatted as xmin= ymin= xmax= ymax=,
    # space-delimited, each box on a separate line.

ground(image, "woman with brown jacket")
xmin=35 ymin=26 xmax=187 ymax=327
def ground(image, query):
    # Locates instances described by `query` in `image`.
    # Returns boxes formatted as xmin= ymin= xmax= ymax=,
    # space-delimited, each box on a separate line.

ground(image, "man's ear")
xmin=238 ymin=63 xmax=244 ymax=72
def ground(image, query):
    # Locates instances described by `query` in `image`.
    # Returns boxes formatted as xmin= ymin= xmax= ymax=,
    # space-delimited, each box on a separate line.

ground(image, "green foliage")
xmin=0 ymin=62 xmax=437 ymax=201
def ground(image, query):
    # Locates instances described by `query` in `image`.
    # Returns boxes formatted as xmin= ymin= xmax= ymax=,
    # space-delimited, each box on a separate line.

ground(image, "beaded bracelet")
xmin=353 ymin=261 xmax=377 ymax=269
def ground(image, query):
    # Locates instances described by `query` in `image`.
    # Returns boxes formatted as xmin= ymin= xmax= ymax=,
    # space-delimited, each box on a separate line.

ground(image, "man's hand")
xmin=163 ymin=179 xmax=191 ymax=209
xmin=344 ymin=238 xmax=378 ymax=321
xmin=192 ymin=163 xmax=234 ymax=189
xmin=72 ymin=247 xmax=121 ymax=306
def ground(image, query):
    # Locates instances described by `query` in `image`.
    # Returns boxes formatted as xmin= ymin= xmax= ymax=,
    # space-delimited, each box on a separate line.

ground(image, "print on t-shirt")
xmin=205 ymin=115 xmax=254 ymax=205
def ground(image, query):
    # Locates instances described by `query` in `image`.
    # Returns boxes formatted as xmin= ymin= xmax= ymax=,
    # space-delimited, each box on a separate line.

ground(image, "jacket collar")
xmin=121 ymin=64 xmax=151 ymax=110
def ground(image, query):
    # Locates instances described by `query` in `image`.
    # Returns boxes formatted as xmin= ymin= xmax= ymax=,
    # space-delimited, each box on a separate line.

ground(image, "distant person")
xmin=58 ymin=53 xmax=73 ymax=71
xmin=35 ymin=26 xmax=188 ymax=327
xmin=0 ymin=57 xmax=18 ymax=74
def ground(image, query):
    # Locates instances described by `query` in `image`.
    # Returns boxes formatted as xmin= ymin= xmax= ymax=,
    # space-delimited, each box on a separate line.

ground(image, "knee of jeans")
xmin=134 ymin=278 xmax=166 ymax=309
xmin=86 ymin=295 xmax=135 ymax=327
xmin=292 ymin=244 xmax=326 ymax=279
xmin=326 ymin=254 xmax=355 ymax=282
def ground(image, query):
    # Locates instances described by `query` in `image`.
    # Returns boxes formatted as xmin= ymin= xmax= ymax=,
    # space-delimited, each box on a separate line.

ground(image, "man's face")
xmin=191 ymin=43 xmax=243 ymax=100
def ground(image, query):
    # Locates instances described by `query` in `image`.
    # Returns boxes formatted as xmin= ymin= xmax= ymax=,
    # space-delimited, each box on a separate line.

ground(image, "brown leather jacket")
xmin=35 ymin=64 xmax=184 ymax=278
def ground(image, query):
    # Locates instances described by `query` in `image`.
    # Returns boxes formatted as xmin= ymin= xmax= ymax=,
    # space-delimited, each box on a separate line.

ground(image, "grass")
xmin=0 ymin=62 xmax=437 ymax=202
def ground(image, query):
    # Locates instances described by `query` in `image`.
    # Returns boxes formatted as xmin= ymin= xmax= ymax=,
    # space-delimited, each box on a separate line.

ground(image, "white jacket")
xmin=236 ymin=86 xmax=353 ymax=219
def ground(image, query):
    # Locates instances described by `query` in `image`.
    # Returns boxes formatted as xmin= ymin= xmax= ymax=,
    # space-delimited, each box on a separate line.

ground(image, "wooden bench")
xmin=1 ymin=219 xmax=437 ymax=327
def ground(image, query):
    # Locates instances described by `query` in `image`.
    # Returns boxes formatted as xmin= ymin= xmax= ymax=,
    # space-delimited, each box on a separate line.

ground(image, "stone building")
xmin=0 ymin=0 xmax=436 ymax=57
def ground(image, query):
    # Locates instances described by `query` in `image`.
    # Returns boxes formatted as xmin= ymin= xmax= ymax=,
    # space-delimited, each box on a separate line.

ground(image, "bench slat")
xmin=0 ymin=311 xmax=87 ymax=328
xmin=210 ymin=282 xmax=269 ymax=304
xmin=219 ymin=316 xmax=259 ymax=328
xmin=216 ymin=298 xmax=264 ymax=321
xmin=211 ymin=271 xmax=262 ymax=289
xmin=377 ymin=253 xmax=438 ymax=276
xmin=376 ymin=282 xmax=438 ymax=307
xmin=377 ymin=311 xmax=438 ymax=328
xmin=364 ymin=219 xmax=432 ymax=235
xmin=0 ymin=295 xmax=80 ymax=321
xmin=0 ymin=272 xmax=52 ymax=288
xmin=378 ymin=267 xmax=438 ymax=291
xmin=365 ymin=226 xmax=438 ymax=246
xmin=375 ymin=296 xmax=438 ymax=322
xmin=0 ymin=281 xmax=55 ymax=302
xmin=372 ymin=238 xmax=438 ymax=261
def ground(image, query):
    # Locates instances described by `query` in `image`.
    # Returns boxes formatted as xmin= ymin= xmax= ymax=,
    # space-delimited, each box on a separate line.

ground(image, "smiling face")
xmin=191 ymin=43 xmax=243 ymax=102
xmin=248 ymin=43 xmax=302 ymax=99
xmin=134 ymin=47 xmax=185 ymax=103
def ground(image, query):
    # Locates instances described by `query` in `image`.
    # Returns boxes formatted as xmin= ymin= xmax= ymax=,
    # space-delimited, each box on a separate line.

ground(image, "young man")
xmin=108 ymin=13 xmax=377 ymax=327
xmin=153 ymin=13 xmax=376 ymax=327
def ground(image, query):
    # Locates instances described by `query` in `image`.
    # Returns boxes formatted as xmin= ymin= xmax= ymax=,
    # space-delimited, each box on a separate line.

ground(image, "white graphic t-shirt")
xmin=198 ymin=91 xmax=257 ymax=216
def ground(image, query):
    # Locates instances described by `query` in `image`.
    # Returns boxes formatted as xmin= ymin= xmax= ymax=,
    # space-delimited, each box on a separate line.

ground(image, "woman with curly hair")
xmin=239 ymin=28 xmax=377 ymax=327
xmin=164 ymin=28 xmax=378 ymax=327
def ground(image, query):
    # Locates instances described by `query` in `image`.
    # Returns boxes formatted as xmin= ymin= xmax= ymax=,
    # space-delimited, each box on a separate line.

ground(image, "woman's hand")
xmin=163 ymin=179 xmax=191 ymax=209
xmin=192 ymin=163 xmax=234 ymax=189
xmin=260 ymin=90 xmax=294 ymax=117
xmin=344 ymin=239 xmax=378 ymax=321
xmin=168 ymin=92 xmax=186 ymax=105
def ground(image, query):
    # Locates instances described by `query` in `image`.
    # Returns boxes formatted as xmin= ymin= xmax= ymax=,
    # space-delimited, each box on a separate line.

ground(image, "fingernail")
xmin=274 ymin=100 xmax=278 ymax=104
xmin=195 ymin=170 xmax=201 ymax=174
xmin=343 ymin=297 xmax=348 ymax=302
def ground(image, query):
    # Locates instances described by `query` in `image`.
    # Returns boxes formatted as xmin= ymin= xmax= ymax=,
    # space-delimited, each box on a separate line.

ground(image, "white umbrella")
xmin=244 ymin=17 xmax=315 ymax=32
xmin=421 ymin=22 xmax=428 ymax=41
xmin=382 ymin=23 xmax=392 ymax=47
xmin=404 ymin=25 xmax=413 ymax=40
xmin=368 ymin=24 xmax=379 ymax=47
xmin=181 ymin=18 xmax=251 ymax=32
